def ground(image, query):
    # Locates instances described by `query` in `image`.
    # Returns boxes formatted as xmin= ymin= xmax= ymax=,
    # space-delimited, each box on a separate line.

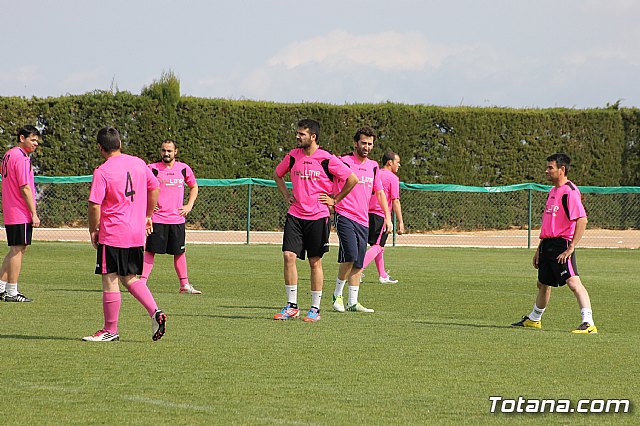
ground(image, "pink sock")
xmin=139 ymin=251 xmax=155 ymax=284
xmin=375 ymin=249 xmax=387 ymax=278
xmin=103 ymin=291 xmax=121 ymax=334
xmin=174 ymin=253 xmax=189 ymax=287
xmin=363 ymin=245 xmax=383 ymax=270
xmin=128 ymin=279 xmax=158 ymax=316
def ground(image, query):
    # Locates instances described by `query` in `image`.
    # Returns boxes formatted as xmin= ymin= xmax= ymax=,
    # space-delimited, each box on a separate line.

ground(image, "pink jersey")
xmin=369 ymin=168 xmax=399 ymax=218
xmin=334 ymin=153 xmax=383 ymax=227
xmin=275 ymin=147 xmax=353 ymax=220
xmin=539 ymin=181 xmax=586 ymax=241
xmin=89 ymin=154 xmax=160 ymax=248
xmin=1 ymin=147 xmax=36 ymax=225
xmin=149 ymin=161 xmax=196 ymax=224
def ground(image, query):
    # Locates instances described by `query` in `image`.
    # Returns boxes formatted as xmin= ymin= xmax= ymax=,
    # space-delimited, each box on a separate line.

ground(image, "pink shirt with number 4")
xmin=334 ymin=153 xmax=383 ymax=227
xmin=89 ymin=154 xmax=159 ymax=248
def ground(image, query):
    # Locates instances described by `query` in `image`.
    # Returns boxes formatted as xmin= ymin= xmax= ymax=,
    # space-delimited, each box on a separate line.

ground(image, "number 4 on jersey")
xmin=125 ymin=171 xmax=135 ymax=201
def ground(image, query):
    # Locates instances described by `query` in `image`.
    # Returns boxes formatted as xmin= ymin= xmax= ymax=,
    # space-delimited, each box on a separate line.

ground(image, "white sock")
xmin=347 ymin=285 xmax=359 ymax=306
xmin=310 ymin=291 xmax=322 ymax=309
xmin=528 ymin=304 xmax=545 ymax=321
xmin=334 ymin=279 xmax=346 ymax=297
xmin=581 ymin=308 xmax=594 ymax=325
xmin=285 ymin=285 xmax=297 ymax=305
xmin=6 ymin=283 xmax=18 ymax=297
xmin=0 ymin=280 xmax=6 ymax=292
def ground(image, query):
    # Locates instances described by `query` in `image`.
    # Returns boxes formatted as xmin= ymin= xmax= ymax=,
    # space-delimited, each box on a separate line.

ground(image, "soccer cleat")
xmin=152 ymin=309 xmax=167 ymax=341
xmin=4 ymin=292 xmax=33 ymax=302
xmin=332 ymin=295 xmax=345 ymax=312
xmin=378 ymin=275 xmax=398 ymax=284
xmin=82 ymin=329 xmax=120 ymax=342
xmin=303 ymin=307 xmax=321 ymax=322
xmin=511 ymin=316 xmax=541 ymax=329
xmin=0 ymin=291 xmax=5 ymax=301
xmin=273 ymin=303 xmax=300 ymax=320
xmin=179 ymin=284 xmax=202 ymax=294
xmin=572 ymin=322 xmax=598 ymax=334
xmin=346 ymin=303 xmax=374 ymax=313
xmin=359 ymin=273 xmax=364 ymax=283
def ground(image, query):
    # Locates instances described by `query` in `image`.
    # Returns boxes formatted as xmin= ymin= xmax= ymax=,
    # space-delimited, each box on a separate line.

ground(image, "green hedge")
xmin=1 ymin=94 xmax=638 ymax=187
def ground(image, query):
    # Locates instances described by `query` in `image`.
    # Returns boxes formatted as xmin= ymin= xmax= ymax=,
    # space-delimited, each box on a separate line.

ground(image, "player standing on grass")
xmin=327 ymin=126 xmax=392 ymax=313
xmin=273 ymin=119 xmax=358 ymax=322
xmin=362 ymin=150 xmax=405 ymax=284
xmin=512 ymin=153 xmax=597 ymax=334
xmin=0 ymin=125 xmax=41 ymax=302
xmin=83 ymin=127 xmax=167 ymax=342
xmin=139 ymin=139 xmax=201 ymax=294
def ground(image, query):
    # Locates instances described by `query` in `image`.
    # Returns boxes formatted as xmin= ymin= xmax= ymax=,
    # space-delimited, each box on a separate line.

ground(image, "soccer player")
xmin=362 ymin=150 xmax=405 ymax=284
xmin=512 ymin=153 xmax=597 ymax=334
xmin=140 ymin=139 xmax=201 ymax=294
xmin=83 ymin=127 xmax=167 ymax=342
xmin=0 ymin=125 xmax=41 ymax=302
xmin=328 ymin=126 xmax=393 ymax=313
xmin=273 ymin=119 xmax=358 ymax=322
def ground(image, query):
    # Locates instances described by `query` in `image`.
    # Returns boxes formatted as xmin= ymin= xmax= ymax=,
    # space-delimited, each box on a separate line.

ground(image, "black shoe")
xmin=152 ymin=309 xmax=167 ymax=341
xmin=4 ymin=292 xmax=33 ymax=302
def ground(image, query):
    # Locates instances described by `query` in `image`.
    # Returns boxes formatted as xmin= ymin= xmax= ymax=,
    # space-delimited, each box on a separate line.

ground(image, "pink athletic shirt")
xmin=89 ymin=154 xmax=160 ymax=248
xmin=148 ymin=161 xmax=196 ymax=225
xmin=539 ymin=181 xmax=586 ymax=241
xmin=1 ymin=146 xmax=36 ymax=225
xmin=369 ymin=168 xmax=399 ymax=218
xmin=275 ymin=147 xmax=353 ymax=220
xmin=334 ymin=153 xmax=383 ymax=227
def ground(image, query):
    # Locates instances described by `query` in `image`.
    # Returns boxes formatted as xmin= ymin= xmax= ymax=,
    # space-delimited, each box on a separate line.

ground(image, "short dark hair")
xmin=162 ymin=139 xmax=177 ymax=149
xmin=97 ymin=127 xmax=122 ymax=153
xmin=297 ymin=119 xmax=320 ymax=142
xmin=17 ymin=125 xmax=40 ymax=143
xmin=353 ymin=126 xmax=377 ymax=143
xmin=547 ymin=153 xmax=571 ymax=175
xmin=381 ymin=151 xmax=397 ymax=166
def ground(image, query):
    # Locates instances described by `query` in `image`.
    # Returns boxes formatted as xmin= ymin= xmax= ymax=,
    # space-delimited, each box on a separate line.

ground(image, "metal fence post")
xmin=392 ymin=212 xmax=397 ymax=246
xmin=527 ymin=189 xmax=532 ymax=249
xmin=246 ymin=182 xmax=252 ymax=245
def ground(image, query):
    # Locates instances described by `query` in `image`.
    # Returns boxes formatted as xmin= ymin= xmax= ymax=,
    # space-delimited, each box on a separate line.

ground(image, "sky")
xmin=1 ymin=0 xmax=639 ymax=108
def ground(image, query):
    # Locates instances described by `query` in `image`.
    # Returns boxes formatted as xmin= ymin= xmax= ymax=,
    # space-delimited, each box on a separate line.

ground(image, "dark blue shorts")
xmin=335 ymin=214 xmax=368 ymax=269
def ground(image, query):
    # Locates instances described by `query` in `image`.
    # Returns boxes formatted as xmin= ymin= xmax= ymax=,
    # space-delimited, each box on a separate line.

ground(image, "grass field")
xmin=0 ymin=242 xmax=637 ymax=425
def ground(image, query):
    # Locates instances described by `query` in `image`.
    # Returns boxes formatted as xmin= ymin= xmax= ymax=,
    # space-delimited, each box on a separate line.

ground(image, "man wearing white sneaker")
xmin=325 ymin=127 xmax=392 ymax=313
xmin=139 ymin=139 xmax=201 ymax=295
xmin=83 ymin=127 xmax=166 ymax=342
xmin=362 ymin=151 xmax=405 ymax=284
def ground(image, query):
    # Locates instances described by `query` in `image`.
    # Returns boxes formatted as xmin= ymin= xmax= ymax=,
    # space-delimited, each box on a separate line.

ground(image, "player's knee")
xmin=283 ymin=251 xmax=297 ymax=264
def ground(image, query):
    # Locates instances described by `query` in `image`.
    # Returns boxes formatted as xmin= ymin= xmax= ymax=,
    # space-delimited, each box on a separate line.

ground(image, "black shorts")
xmin=538 ymin=238 xmax=579 ymax=287
xmin=367 ymin=213 xmax=389 ymax=247
xmin=145 ymin=223 xmax=186 ymax=255
xmin=282 ymin=214 xmax=330 ymax=260
xmin=95 ymin=244 xmax=144 ymax=276
xmin=335 ymin=214 xmax=369 ymax=269
xmin=4 ymin=223 xmax=33 ymax=246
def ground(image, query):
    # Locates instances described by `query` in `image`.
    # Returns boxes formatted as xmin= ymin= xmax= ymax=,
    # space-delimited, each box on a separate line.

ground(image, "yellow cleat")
xmin=572 ymin=322 xmax=598 ymax=334
xmin=511 ymin=316 xmax=541 ymax=329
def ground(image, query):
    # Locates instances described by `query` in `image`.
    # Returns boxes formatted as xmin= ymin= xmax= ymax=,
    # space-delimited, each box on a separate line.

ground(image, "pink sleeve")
xmin=275 ymin=153 xmax=291 ymax=178
xmin=568 ymin=191 xmax=587 ymax=220
xmin=184 ymin=165 xmax=197 ymax=187
xmin=88 ymin=169 xmax=106 ymax=205
xmin=146 ymin=167 xmax=160 ymax=191
xmin=328 ymin=155 xmax=353 ymax=180
xmin=373 ymin=164 xmax=383 ymax=192
xmin=389 ymin=176 xmax=400 ymax=200
xmin=15 ymin=156 xmax=31 ymax=187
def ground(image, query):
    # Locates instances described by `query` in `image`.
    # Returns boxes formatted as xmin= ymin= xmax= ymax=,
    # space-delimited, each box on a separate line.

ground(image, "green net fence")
xmin=2 ymin=177 xmax=639 ymax=248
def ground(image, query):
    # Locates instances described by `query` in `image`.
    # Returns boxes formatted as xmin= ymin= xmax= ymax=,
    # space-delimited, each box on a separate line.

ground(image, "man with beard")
xmin=324 ymin=126 xmax=393 ymax=313
xmin=140 ymin=139 xmax=201 ymax=294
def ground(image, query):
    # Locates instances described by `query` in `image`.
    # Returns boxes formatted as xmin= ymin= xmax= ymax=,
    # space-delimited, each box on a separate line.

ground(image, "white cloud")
xmin=268 ymin=30 xmax=474 ymax=72
xmin=0 ymin=65 xmax=42 ymax=84
xmin=59 ymin=69 xmax=108 ymax=94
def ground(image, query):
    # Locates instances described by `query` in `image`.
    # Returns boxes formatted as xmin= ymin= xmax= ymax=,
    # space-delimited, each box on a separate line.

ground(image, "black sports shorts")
xmin=145 ymin=223 xmax=186 ymax=255
xmin=5 ymin=223 xmax=33 ymax=246
xmin=95 ymin=244 xmax=144 ymax=276
xmin=282 ymin=214 xmax=330 ymax=260
xmin=367 ymin=213 xmax=389 ymax=247
xmin=537 ymin=238 xmax=579 ymax=287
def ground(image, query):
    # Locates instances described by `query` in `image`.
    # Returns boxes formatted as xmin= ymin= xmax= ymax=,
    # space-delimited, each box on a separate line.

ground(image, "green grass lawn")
xmin=0 ymin=242 xmax=637 ymax=425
